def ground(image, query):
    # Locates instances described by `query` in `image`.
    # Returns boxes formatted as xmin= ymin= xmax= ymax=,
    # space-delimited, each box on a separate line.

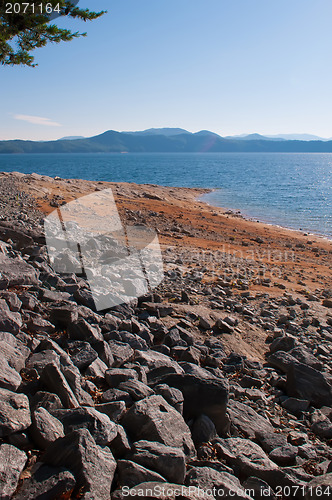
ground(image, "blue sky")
xmin=2 ymin=0 xmax=332 ymax=140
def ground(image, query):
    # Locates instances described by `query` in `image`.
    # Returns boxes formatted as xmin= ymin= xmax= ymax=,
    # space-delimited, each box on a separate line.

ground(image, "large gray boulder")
xmin=0 ymin=332 xmax=30 ymax=372
xmin=40 ymin=363 xmax=79 ymax=409
xmin=157 ymin=371 xmax=229 ymax=435
xmin=0 ymin=355 xmax=22 ymax=391
xmin=116 ymin=460 xmax=166 ymax=489
xmin=134 ymin=350 xmax=184 ymax=381
xmin=213 ymin=438 xmax=278 ymax=483
xmin=12 ymin=465 xmax=76 ymax=500
xmin=129 ymin=440 xmax=186 ymax=484
xmin=0 ymin=388 xmax=31 ymax=437
xmin=51 ymin=407 xmax=117 ymax=446
xmin=0 ymin=444 xmax=27 ymax=499
xmin=30 ymin=407 xmax=64 ymax=449
xmin=0 ymin=299 xmax=22 ymax=334
xmin=227 ymin=400 xmax=274 ymax=439
xmin=42 ymin=429 xmax=117 ymax=500
xmin=121 ymin=395 xmax=195 ymax=457
xmin=286 ymin=363 xmax=332 ymax=407
xmin=0 ymin=254 xmax=39 ymax=289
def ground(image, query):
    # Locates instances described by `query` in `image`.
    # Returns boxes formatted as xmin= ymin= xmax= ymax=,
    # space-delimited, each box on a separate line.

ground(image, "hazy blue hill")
xmin=1 ymin=130 xmax=332 ymax=153
xmin=125 ymin=128 xmax=191 ymax=136
xmin=267 ymin=133 xmax=329 ymax=141
xmin=226 ymin=133 xmax=285 ymax=141
xmin=194 ymin=130 xmax=222 ymax=137
xmin=58 ymin=136 xmax=85 ymax=141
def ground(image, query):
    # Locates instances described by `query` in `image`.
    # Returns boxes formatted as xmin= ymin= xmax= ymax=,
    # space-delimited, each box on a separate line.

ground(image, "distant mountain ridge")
xmin=1 ymin=128 xmax=332 ymax=154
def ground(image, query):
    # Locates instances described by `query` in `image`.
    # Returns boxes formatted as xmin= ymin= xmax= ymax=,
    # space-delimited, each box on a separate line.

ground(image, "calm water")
xmin=0 ymin=152 xmax=331 ymax=239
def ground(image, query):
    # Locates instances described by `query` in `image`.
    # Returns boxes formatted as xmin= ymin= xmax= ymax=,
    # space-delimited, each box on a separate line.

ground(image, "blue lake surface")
xmin=0 ymin=152 xmax=331 ymax=239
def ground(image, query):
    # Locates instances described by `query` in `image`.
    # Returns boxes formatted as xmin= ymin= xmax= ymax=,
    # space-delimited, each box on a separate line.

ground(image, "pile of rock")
xmin=0 ymin=185 xmax=332 ymax=498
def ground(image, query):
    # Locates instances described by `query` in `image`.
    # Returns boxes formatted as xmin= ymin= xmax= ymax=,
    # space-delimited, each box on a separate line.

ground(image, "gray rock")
xmin=143 ymin=302 xmax=174 ymax=317
xmin=134 ymin=350 xmax=184 ymax=379
xmin=93 ymin=340 xmax=115 ymax=367
xmin=61 ymin=363 xmax=94 ymax=407
xmin=105 ymin=368 xmax=139 ymax=387
xmin=36 ymin=338 xmax=72 ymax=367
xmin=30 ymin=407 xmax=64 ymax=449
xmin=0 ymin=354 xmax=22 ymax=391
xmin=289 ymin=346 xmax=323 ymax=370
xmin=0 ymin=291 xmax=22 ymax=312
xmin=0 ymin=444 xmax=27 ymax=499
xmin=116 ymin=460 xmax=166 ymax=488
xmin=85 ymin=357 xmax=109 ymax=378
xmin=25 ymin=313 xmax=55 ymax=334
xmin=269 ymin=335 xmax=298 ymax=354
xmin=154 ymin=384 xmax=184 ymax=413
xmin=102 ymin=388 xmax=133 ymax=406
xmin=67 ymin=341 xmax=98 ymax=370
xmin=311 ymin=410 xmax=332 ymax=439
xmin=31 ymin=391 xmax=63 ymax=412
xmin=177 ymin=346 xmax=202 ymax=365
xmin=40 ymin=363 xmax=79 ymax=409
xmin=214 ymin=438 xmax=278 ymax=483
xmin=119 ymin=331 xmax=149 ymax=351
xmin=0 ymin=332 xmax=30 ymax=371
xmin=130 ymin=440 xmax=186 ymax=484
xmin=118 ymin=379 xmax=154 ymax=401
xmin=191 ymin=414 xmax=217 ymax=444
xmin=160 ymin=372 xmax=229 ymax=435
xmin=108 ymin=340 xmax=134 ymax=367
xmin=73 ymin=288 xmax=96 ymax=310
xmin=286 ymin=363 xmax=332 ymax=407
xmin=67 ymin=318 xmax=103 ymax=343
xmin=40 ymin=289 xmax=72 ymax=303
xmin=26 ymin=350 xmax=60 ymax=374
xmin=0 ymin=299 xmax=22 ymax=334
xmin=266 ymin=351 xmax=298 ymax=374
xmin=0 ymin=254 xmax=39 ymax=288
xmin=199 ymin=316 xmax=213 ymax=330
xmin=43 ymin=429 xmax=117 ymax=500
xmin=109 ymin=424 xmax=131 ymax=458
xmin=185 ymin=466 xmax=253 ymax=499
xmin=12 ymin=465 xmax=76 ymax=500
xmin=269 ymin=445 xmax=297 ymax=466
xmin=52 ymin=407 xmax=117 ymax=446
xmin=227 ymin=400 xmax=273 ymax=439
xmin=255 ymin=430 xmax=288 ymax=453
xmin=0 ymin=388 xmax=31 ymax=437
xmin=49 ymin=304 xmax=78 ymax=326
xmin=215 ymin=318 xmax=234 ymax=334
xmin=281 ymin=397 xmax=310 ymax=416
xmin=18 ymin=292 xmax=38 ymax=311
xmin=121 ymin=395 xmax=196 ymax=457
xmin=94 ymin=401 xmax=126 ymax=422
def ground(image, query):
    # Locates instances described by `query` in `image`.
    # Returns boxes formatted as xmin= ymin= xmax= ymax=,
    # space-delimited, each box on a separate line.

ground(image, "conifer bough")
xmin=0 ymin=0 xmax=106 ymax=66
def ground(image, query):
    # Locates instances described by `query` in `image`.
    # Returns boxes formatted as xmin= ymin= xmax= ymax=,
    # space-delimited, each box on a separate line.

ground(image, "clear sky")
xmin=2 ymin=0 xmax=332 ymax=140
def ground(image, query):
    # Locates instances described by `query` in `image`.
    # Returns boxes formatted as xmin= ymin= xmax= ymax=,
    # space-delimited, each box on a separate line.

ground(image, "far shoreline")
xmin=199 ymin=189 xmax=332 ymax=243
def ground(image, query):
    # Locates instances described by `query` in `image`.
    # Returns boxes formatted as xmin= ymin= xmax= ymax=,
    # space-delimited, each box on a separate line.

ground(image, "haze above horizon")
xmin=1 ymin=0 xmax=332 ymax=141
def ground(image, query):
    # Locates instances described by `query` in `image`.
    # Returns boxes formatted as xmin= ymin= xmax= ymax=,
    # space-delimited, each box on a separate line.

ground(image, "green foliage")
xmin=0 ymin=0 xmax=106 ymax=66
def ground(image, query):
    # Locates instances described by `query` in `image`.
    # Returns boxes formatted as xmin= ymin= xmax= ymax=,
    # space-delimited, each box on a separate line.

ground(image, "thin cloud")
xmin=13 ymin=114 xmax=62 ymax=127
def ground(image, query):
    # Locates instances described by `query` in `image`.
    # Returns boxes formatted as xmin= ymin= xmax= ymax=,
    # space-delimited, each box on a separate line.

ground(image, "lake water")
xmin=0 ymin=152 xmax=331 ymax=239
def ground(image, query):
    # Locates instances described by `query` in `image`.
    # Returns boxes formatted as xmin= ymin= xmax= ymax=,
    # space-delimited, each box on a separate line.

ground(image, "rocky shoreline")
xmin=0 ymin=172 xmax=332 ymax=499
